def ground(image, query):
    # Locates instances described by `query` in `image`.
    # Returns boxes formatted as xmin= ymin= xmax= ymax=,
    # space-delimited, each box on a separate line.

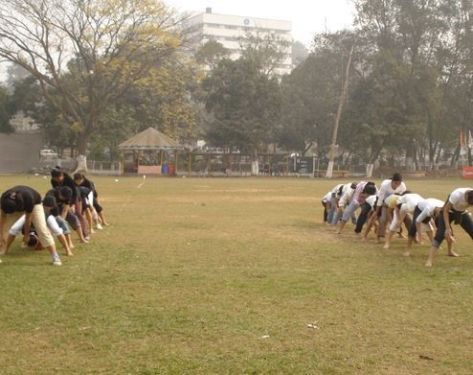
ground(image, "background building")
xmin=184 ymin=8 xmax=293 ymax=76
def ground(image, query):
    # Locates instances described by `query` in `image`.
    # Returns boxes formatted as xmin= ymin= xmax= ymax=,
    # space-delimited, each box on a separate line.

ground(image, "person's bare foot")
xmin=383 ymin=244 xmax=390 ymax=250
xmin=403 ymin=251 xmax=410 ymax=257
xmin=425 ymin=260 xmax=433 ymax=267
xmin=447 ymin=250 xmax=459 ymax=257
xmin=66 ymin=251 xmax=74 ymax=256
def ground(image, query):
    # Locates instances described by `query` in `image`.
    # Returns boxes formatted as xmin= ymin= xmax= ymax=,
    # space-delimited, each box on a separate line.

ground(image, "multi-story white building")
xmin=184 ymin=8 xmax=293 ymax=76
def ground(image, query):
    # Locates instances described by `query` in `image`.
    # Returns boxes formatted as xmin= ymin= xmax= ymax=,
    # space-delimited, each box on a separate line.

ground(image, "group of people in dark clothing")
xmin=322 ymin=174 xmax=473 ymax=267
xmin=0 ymin=167 xmax=108 ymax=266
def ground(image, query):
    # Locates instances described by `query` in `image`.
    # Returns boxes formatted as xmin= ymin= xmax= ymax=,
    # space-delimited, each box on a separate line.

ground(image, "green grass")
xmin=1 ymin=175 xmax=473 ymax=374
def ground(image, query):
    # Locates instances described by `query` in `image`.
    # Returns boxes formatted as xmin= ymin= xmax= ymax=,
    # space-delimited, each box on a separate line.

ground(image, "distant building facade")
xmin=184 ymin=8 xmax=293 ymax=76
xmin=9 ymin=111 xmax=40 ymax=133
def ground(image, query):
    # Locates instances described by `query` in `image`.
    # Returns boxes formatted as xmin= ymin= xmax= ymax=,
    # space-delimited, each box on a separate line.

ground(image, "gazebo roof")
xmin=119 ymin=127 xmax=182 ymax=151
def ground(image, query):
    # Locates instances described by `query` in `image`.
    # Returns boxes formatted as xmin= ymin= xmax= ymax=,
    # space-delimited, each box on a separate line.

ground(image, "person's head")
xmin=27 ymin=233 xmax=39 ymax=248
xmin=391 ymin=173 xmax=403 ymax=189
xmin=58 ymin=186 xmax=72 ymax=202
xmin=73 ymin=173 xmax=84 ymax=185
xmin=386 ymin=194 xmax=400 ymax=209
xmin=42 ymin=195 xmax=57 ymax=213
xmin=0 ymin=192 xmax=23 ymax=214
xmin=350 ymin=182 xmax=357 ymax=190
xmin=363 ymin=184 xmax=377 ymax=196
xmin=51 ymin=168 xmax=64 ymax=182
xmin=466 ymin=190 xmax=473 ymax=205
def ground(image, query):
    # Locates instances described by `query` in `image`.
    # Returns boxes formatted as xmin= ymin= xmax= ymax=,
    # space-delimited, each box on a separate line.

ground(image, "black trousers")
xmin=354 ymin=202 xmax=372 ymax=234
xmin=433 ymin=211 xmax=473 ymax=247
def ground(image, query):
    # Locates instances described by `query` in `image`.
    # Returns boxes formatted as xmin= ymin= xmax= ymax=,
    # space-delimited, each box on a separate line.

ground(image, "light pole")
xmin=326 ymin=44 xmax=354 ymax=178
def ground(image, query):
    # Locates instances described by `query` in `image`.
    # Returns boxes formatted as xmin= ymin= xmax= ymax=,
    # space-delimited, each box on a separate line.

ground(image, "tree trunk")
xmin=450 ymin=144 xmax=460 ymax=167
xmin=77 ymin=131 xmax=89 ymax=155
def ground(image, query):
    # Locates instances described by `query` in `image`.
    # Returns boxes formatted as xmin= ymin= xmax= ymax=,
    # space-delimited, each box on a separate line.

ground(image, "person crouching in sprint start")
xmin=425 ymin=188 xmax=473 ymax=267
xmin=337 ymin=182 xmax=377 ymax=234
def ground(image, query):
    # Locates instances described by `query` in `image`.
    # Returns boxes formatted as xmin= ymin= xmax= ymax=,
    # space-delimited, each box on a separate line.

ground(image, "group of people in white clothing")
xmin=322 ymin=173 xmax=473 ymax=267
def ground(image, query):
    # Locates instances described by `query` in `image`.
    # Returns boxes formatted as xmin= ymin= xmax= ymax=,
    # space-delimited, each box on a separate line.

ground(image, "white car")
xmin=40 ymin=149 xmax=58 ymax=159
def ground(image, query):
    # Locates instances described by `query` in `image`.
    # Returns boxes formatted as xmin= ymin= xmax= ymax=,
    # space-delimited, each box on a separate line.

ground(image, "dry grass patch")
xmin=0 ymin=176 xmax=473 ymax=374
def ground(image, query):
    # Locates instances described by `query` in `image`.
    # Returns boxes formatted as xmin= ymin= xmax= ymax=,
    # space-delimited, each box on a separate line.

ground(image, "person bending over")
xmin=425 ymin=188 xmax=473 ymax=267
xmin=0 ymin=186 xmax=62 ymax=265
xmin=337 ymin=182 xmax=377 ymax=234
xmin=405 ymin=198 xmax=443 ymax=257
xmin=5 ymin=195 xmax=73 ymax=257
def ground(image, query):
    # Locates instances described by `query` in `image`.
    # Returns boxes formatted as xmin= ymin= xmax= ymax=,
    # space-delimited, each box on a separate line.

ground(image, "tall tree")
xmin=202 ymin=58 xmax=282 ymax=174
xmin=0 ymin=85 xmax=14 ymax=133
xmin=278 ymin=32 xmax=353 ymax=157
xmin=195 ymin=40 xmax=230 ymax=70
xmin=0 ymin=0 xmax=182 ymax=154
xmin=239 ymin=32 xmax=292 ymax=76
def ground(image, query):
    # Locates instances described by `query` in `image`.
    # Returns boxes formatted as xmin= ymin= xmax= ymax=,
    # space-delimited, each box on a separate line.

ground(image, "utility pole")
xmin=326 ymin=44 xmax=354 ymax=178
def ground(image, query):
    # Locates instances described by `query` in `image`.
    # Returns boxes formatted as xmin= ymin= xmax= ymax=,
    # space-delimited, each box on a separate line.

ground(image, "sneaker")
xmin=52 ymin=259 xmax=62 ymax=266
xmin=96 ymin=223 xmax=103 ymax=230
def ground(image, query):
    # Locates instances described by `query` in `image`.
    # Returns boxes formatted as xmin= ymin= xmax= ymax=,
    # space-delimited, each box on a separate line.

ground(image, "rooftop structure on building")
xmin=184 ymin=8 xmax=293 ymax=76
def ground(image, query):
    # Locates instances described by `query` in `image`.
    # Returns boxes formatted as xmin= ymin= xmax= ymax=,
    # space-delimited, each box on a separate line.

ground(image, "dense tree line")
xmin=201 ymin=0 xmax=473 ymax=170
xmin=1 ymin=0 xmax=472 ymax=170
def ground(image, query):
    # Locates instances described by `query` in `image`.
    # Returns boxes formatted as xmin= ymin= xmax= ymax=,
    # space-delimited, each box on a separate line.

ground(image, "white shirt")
xmin=398 ymin=193 xmax=424 ymax=213
xmin=376 ymin=179 xmax=407 ymax=207
xmin=338 ymin=183 xmax=353 ymax=198
xmin=331 ymin=184 xmax=343 ymax=195
xmin=322 ymin=192 xmax=332 ymax=203
xmin=448 ymin=188 xmax=473 ymax=212
xmin=416 ymin=198 xmax=444 ymax=223
xmin=366 ymin=195 xmax=377 ymax=207
xmin=339 ymin=187 xmax=355 ymax=208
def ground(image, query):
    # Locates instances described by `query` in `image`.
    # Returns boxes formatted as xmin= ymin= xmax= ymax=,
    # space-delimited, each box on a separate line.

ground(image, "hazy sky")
xmin=165 ymin=0 xmax=356 ymax=47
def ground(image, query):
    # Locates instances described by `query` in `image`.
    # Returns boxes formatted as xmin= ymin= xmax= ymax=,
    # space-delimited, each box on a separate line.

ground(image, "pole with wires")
xmin=326 ymin=43 xmax=354 ymax=178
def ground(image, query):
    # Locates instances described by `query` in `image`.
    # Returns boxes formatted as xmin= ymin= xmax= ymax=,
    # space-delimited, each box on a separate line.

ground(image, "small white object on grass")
xmin=261 ymin=335 xmax=270 ymax=339
xmin=143 ymin=175 xmax=147 ymax=179
xmin=34 ymin=173 xmax=39 ymax=177
xmin=115 ymin=179 xmax=119 ymax=182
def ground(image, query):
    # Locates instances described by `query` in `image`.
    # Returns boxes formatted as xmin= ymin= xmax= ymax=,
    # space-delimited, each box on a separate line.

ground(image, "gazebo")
xmin=119 ymin=127 xmax=183 ymax=175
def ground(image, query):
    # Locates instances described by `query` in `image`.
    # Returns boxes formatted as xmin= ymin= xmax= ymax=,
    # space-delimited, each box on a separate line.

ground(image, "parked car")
xmin=39 ymin=149 xmax=58 ymax=159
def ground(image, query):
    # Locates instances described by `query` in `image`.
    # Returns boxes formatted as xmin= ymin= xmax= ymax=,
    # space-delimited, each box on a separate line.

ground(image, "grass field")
xmin=1 ymin=175 xmax=473 ymax=374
